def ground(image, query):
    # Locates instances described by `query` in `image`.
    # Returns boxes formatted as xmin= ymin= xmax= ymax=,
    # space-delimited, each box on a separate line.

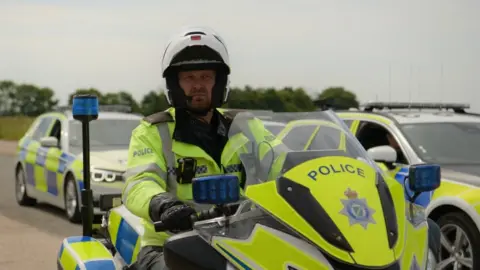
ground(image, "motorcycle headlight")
xmin=91 ymin=168 xmax=122 ymax=182
xmin=426 ymin=249 xmax=437 ymax=270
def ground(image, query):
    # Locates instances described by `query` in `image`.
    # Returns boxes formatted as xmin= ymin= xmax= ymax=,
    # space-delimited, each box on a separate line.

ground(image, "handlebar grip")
xmin=197 ymin=208 xmax=221 ymax=221
xmin=153 ymin=207 xmax=226 ymax=232
xmin=154 ymin=221 xmax=167 ymax=232
xmin=153 ymin=214 xmax=200 ymax=232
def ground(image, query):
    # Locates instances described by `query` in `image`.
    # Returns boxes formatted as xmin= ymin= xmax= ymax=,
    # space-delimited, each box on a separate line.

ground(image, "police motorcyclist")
xmin=122 ymin=27 xmax=277 ymax=269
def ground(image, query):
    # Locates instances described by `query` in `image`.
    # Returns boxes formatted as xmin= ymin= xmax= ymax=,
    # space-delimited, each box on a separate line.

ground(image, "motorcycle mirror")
xmin=192 ymin=175 xmax=240 ymax=205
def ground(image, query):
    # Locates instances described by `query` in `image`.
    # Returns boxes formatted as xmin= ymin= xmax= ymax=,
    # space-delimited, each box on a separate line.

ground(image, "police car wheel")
xmin=64 ymin=176 xmax=81 ymax=223
xmin=437 ymin=212 xmax=479 ymax=269
xmin=15 ymin=166 xmax=36 ymax=206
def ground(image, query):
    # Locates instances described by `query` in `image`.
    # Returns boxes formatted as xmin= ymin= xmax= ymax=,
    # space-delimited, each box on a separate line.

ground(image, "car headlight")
xmin=91 ymin=168 xmax=123 ymax=182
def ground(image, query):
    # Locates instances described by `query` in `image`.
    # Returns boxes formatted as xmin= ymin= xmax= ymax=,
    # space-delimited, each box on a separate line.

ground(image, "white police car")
xmin=14 ymin=105 xmax=142 ymax=222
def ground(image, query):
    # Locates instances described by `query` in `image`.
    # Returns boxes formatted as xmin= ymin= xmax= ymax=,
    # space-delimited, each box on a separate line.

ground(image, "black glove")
xmin=149 ymin=193 xmax=196 ymax=232
xmin=160 ymin=204 xmax=196 ymax=232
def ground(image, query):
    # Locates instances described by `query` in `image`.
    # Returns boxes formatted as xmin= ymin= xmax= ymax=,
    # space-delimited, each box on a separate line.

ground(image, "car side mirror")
xmin=40 ymin=136 xmax=59 ymax=148
xmin=367 ymin=145 xmax=397 ymax=164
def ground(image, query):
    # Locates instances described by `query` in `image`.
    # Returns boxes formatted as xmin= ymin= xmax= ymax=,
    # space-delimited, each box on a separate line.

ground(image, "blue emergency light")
xmin=72 ymin=94 xmax=99 ymax=121
xmin=192 ymin=175 xmax=240 ymax=205
xmin=408 ymin=164 xmax=441 ymax=193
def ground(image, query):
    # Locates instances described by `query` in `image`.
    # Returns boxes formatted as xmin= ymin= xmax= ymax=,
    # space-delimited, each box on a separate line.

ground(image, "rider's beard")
xmin=186 ymin=87 xmax=211 ymax=111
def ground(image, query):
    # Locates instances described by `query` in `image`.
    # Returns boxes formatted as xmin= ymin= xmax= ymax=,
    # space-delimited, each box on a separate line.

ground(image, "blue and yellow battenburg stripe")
xmin=107 ymin=205 xmax=142 ymax=265
xmin=19 ymin=137 xmax=82 ymax=196
xmin=58 ymin=236 xmax=116 ymax=270
xmin=58 ymin=206 xmax=142 ymax=269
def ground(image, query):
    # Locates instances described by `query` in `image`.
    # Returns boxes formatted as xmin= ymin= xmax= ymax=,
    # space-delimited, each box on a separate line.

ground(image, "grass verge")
xmin=0 ymin=117 xmax=34 ymax=140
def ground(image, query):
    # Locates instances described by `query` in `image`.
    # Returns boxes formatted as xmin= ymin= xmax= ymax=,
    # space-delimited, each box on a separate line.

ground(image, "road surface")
xmin=0 ymin=153 xmax=81 ymax=269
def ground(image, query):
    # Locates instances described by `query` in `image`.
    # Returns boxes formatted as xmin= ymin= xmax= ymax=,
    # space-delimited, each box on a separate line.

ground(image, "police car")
xmin=335 ymin=102 xmax=480 ymax=269
xmin=14 ymin=105 xmax=142 ymax=223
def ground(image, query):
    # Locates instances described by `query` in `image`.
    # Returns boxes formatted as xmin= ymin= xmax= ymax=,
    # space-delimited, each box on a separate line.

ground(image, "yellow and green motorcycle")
xmin=57 ymin=110 xmax=441 ymax=269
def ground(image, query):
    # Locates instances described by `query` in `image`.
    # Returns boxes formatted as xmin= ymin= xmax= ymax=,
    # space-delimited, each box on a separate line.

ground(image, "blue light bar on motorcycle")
xmin=72 ymin=95 xmax=99 ymax=121
xmin=408 ymin=164 xmax=441 ymax=193
xmin=192 ymin=175 xmax=240 ymax=205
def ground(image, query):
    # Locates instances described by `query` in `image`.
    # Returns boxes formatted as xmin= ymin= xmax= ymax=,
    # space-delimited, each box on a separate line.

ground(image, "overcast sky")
xmin=1 ymin=0 xmax=479 ymax=110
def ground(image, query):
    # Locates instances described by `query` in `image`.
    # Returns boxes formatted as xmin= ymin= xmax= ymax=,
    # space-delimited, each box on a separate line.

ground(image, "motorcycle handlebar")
xmin=153 ymin=207 xmax=224 ymax=232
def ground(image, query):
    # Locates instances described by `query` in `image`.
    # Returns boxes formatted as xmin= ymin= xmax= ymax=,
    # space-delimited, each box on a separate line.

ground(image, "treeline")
xmin=0 ymin=80 xmax=360 ymax=117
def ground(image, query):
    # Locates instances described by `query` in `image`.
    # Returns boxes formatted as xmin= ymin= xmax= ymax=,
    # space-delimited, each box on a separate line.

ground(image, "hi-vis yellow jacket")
xmin=122 ymin=107 xmax=283 ymax=247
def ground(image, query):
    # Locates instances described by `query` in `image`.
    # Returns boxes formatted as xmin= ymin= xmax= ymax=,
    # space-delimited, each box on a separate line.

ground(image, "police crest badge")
xmin=339 ymin=188 xmax=376 ymax=229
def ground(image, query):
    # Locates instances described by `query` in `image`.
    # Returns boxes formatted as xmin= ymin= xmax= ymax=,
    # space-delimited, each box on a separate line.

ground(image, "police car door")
xmin=42 ymin=117 xmax=64 ymax=198
xmin=29 ymin=116 xmax=54 ymax=194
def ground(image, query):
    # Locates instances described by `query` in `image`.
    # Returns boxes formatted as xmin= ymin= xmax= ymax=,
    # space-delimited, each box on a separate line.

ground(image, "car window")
xmin=32 ymin=117 xmax=54 ymax=141
xmin=343 ymin=119 xmax=354 ymax=128
xmin=308 ymin=125 xmax=368 ymax=158
xmin=282 ymin=125 xmax=318 ymax=150
xmin=401 ymin=122 xmax=480 ymax=164
xmin=265 ymin=124 xmax=284 ymax=136
xmin=356 ymin=121 xmax=390 ymax=149
xmin=48 ymin=119 xmax=62 ymax=146
xmin=68 ymin=119 xmax=140 ymax=148
xmin=357 ymin=121 xmax=409 ymax=165
xmin=308 ymin=125 xmax=343 ymax=150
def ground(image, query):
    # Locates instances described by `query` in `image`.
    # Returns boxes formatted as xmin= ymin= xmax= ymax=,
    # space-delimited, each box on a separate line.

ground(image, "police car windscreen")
xmin=69 ymin=119 xmax=140 ymax=147
xmin=402 ymin=122 xmax=480 ymax=164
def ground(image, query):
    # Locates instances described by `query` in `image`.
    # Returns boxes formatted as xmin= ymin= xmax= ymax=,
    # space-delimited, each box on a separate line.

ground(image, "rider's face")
xmin=178 ymin=70 xmax=216 ymax=110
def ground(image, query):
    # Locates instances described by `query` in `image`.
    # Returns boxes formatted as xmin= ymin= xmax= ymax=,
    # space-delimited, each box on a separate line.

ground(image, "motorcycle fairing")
xmin=163 ymin=230 xmax=228 ymax=269
xmin=210 ymin=221 xmax=428 ymax=270
xmin=226 ymin=154 xmax=430 ymax=268
xmin=212 ymin=223 xmax=333 ymax=269
xmin=57 ymin=236 xmax=116 ymax=270
xmin=400 ymin=220 xmax=429 ymax=268
xmin=250 ymin=155 xmax=396 ymax=265
xmin=107 ymin=205 xmax=143 ymax=265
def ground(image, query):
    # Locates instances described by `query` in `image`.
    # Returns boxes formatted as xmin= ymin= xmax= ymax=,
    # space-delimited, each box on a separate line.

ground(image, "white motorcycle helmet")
xmin=161 ymin=27 xmax=231 ymax=115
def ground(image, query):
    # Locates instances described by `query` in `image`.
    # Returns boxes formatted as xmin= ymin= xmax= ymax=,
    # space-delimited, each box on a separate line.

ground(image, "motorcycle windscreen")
xmin=229 ymin=111 xmax=400 ymax=267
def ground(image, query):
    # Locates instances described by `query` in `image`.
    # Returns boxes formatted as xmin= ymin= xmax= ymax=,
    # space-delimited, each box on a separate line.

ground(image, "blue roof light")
xmin=72 ymin=95 xmax=99 ymax=120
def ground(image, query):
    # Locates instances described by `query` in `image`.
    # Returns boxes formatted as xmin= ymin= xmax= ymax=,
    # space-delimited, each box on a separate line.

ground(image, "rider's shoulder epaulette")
xmin=143 ymin=111 xmax=174 ymax=125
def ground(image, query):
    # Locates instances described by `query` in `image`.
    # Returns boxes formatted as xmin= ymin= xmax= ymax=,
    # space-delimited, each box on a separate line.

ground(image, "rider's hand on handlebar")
xmin=159 ymin=204 xmax=196 ymax=233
